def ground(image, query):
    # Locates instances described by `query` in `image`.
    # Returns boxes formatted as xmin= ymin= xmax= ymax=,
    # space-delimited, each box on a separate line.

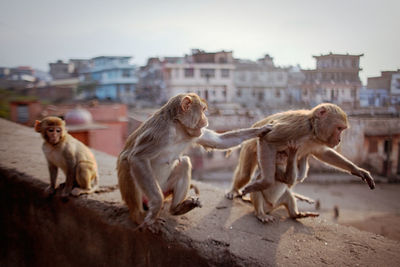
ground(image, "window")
xmin=258 ymin=91 xmax=264 ymax=101
xmin=275 ymin=89 xmax=281 ymax=98
xmin=122 ymin=70 xmax=130 ymax=77
xmin=17 ymin=104 xmax=29 ymax=123
xmin=200 ymin=69 xmax=215 ymax=78
xmin=236 ymin=89 xmax=242 ymax=97
xmin=221 ymin=69 xmax=230 ymax=78
xmin=368 ymin=139 xmax=378 ymax=153
xmin=184 ymin=68 xmax=194 ymax=78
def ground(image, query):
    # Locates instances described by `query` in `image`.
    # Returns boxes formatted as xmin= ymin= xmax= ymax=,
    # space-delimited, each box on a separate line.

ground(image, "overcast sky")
xmin=1 ymin=0 xmax=399 ymax=84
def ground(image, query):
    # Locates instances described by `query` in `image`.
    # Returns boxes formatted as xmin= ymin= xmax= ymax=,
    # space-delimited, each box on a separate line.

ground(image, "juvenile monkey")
xmin=35 ymin=116 xmax=99 ymax=197
xmin=250 ymin=142 xmax=318 ymax=223
xmin=117 ymin=93 xmax=272 ymax=232
xmin=227 ymin=103 xmax=375 ymax=198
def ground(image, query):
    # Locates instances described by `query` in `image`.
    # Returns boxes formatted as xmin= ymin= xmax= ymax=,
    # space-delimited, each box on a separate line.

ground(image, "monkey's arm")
xmin=61 ymin=148 xmax=77 ymax=197
xmin=197 ymin=124 xmax=272 ymax=150
xmin=45 ymin=161 xmax=58 ymax=195
xmin=297 ymin=155 xmax=310 ymax=183
xmin=313 ymin=148 xmax=375 ymax=189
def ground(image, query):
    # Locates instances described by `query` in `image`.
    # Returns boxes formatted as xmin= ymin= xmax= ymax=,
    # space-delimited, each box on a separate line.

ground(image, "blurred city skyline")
xmin=1 ymin=0 xmax=399 ymax=84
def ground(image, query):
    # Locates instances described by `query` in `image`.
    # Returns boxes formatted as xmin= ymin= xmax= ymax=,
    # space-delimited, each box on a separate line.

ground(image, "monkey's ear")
xmin=315 ymin=106 xmax=327 ymax=118
xmin=181 ymin=96 xmax=192 ymax=112
xmin=34 ymin=120 xmax=42 ymax=132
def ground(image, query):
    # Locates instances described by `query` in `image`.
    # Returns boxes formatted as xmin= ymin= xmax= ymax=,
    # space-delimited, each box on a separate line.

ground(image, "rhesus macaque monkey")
xmin=250 ymin=141 xmax=318 ymax=223
xmin=226 ymin=103 xmax=375 ymax=199
xmin=117 ymin=93 xmax=272 ymax=232
xmin=35 ymin=116 xmax=99 ymax=197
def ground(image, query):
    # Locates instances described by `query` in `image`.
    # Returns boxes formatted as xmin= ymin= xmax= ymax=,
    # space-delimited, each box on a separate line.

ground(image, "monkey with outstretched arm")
xmin=226 ymin=103 xmax=375 ymax=199
xmin=117 ymin=93 xmax=272 ymax=232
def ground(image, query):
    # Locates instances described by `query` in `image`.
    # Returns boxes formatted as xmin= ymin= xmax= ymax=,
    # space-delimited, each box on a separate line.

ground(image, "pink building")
xmin=10 ymin=100 xmax=128 ymax=156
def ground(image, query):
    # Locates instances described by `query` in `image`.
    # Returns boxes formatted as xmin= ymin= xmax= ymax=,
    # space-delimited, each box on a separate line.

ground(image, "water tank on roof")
xmin=65 ymin=108 xmax=93 ymax=125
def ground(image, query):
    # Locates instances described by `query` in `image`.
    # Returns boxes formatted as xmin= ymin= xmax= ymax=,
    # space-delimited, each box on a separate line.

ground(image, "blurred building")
xmin=0 ymin=66 xmax=37 ymax=92
xmin=361 ymin=70 xmax=400 ymax=107
xmin=80 ymin=56 xmax=138 ymax=104
xmin=138 ymin=49 xmax=235 ymax=104
xmin=136 ymin=57 xmax=166 ymax=105
xmin=233 ymin=55 xmax=296 ymax=108
xmin=302 ymin=53 xmax=363 ymax=108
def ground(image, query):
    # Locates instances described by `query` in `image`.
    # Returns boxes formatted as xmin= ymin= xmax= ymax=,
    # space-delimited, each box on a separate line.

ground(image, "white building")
xmin=233 ymin=55 xmax=290 ymax=108
xmin=162 ymin=49 xmax=235 ymax=103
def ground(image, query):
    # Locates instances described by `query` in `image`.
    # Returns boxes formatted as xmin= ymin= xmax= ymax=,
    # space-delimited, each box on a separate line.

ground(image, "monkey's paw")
xmin=225 ymin=189 xmax=240 ymax=200
xmin=45 ymin=186 xmax=56 ymax=196
xmin=256 ymin=213 xmax=275 ymax=223
xmin=136 ymin=217 xmax=166 ymax=234
xmin=61 ymin=188 xmax=71 ymax=198
xmin=352 ymin=168 xmax=375 ymax=190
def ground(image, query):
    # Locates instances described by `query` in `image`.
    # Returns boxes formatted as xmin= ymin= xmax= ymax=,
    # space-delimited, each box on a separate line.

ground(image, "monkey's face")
xmin=178 ymin=95 xmax=209 ymax=137
xmin=45 ymin=126 xmax=63 ymax=145
xmin=327 ymin=123 xmax=347 ymax=148
xmin=185 ymin=102 xmax=209 ymax=137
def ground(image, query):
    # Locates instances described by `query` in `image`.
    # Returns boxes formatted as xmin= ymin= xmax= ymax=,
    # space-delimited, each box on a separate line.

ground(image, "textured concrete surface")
xmin=1 ymin=118 xmax=399 ymax=266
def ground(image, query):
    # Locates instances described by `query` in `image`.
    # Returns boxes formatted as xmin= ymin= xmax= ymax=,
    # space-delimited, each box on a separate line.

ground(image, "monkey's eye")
xmin=56 ymin=128 xmax=61 ymax=133
xmin=337 ymin=126 xmax=344 ymax=131
xmin=48 ymin=128 xmax=54 ymax=132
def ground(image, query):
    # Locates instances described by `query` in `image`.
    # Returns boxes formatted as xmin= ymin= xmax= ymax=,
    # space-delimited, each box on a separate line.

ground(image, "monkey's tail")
xmin=117 ymin=157 xmax=144 ymax=223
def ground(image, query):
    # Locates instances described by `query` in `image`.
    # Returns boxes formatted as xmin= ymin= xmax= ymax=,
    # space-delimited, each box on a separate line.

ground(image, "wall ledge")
xmin=1 ymin=118 xmax=399 ymax=266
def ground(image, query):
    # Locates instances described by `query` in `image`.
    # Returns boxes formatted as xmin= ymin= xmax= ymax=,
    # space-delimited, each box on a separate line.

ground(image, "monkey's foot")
xmin=45 ymin=186 xmax=56 ymax=196
xmin=134 ymin=217 xmax=166 ymax=234
xmin=293 ymin=212 xmax=319 ymax=219
xmin=256 ymin=213 xmax=275 ymax=223
xmin=225 ymin=189 xmax=240 ymax=200
xmin=170 ymin=197 xmax=202 ymax=216
xmin=71 ymin=187 xmax=95 ymax=197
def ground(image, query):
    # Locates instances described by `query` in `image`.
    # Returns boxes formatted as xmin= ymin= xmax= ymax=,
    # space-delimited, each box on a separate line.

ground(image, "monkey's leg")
xmin=250 ymin=191 xmax=275 ymax=223
xmin=130 ymin=157 xmax=164 ymax=232
xmin=71 ymin=163 xmax=97 ymax=196
xmin=118 ymin=159 xmax=145 ymax=225
xmin=168 ymin=156 xmax=202 ymax=216
xmin=277 ymin=189 xmax=319 ymax=219
xmin=46 ymin=163 xmax=58 ymax=195
xmin=226 ymin=142 xmax=257 ymax=199
xmin=242 ymin=139 xmax=277 ymax=195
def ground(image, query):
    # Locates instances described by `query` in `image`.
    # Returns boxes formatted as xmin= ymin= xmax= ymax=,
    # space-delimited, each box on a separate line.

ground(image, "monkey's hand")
xmin=225 ymin=189 xmax=240 ymax=200
xmin=242 ymin=179 xmax=273 ymax=195
xmin=351 ymin=167 xmax=375 ymax=190
xmin=256 ymin=124 xmax=273 ymax=138
xmin=287 ymin=140 xmax=299 ymax=153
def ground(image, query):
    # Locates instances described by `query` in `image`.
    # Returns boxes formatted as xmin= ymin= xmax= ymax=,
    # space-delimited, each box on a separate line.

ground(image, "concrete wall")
xmin=1 ymin=118 xmax=400 ymax=266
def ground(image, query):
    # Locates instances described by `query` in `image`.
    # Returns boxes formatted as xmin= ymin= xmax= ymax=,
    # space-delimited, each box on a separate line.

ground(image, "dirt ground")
xmin=201 ymin=171 xmax=400 ymax=242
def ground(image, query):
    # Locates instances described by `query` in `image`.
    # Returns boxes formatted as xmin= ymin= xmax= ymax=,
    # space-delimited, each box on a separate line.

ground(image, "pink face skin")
xmin=327 ymin=123 xmax=347 ymax=148
xmin=186 ymin=102 xmax=209 ymax=137
xmin=46 ymin=126 xmax=63 ymax=145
